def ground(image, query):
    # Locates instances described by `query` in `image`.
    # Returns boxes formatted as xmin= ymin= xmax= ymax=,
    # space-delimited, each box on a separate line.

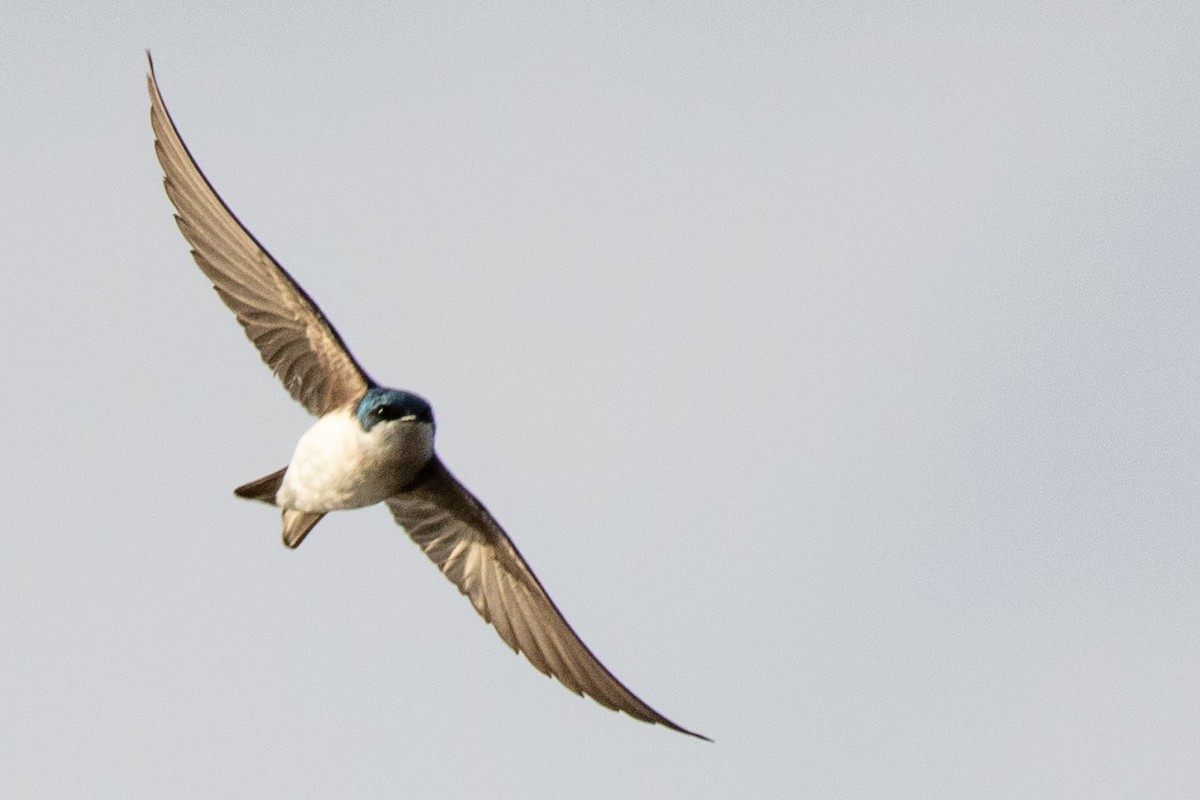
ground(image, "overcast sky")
xmin=3 ymin=2 xmax=1199 ymax=797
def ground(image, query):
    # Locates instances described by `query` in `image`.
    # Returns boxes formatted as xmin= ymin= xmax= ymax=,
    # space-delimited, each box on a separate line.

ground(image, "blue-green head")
xmin=354 ymin=386 xmax=435 ymax=432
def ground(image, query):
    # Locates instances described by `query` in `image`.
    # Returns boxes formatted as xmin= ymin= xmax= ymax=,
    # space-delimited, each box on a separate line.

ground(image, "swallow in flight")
xmin=148 ymin=56 xmax=706 ymax=741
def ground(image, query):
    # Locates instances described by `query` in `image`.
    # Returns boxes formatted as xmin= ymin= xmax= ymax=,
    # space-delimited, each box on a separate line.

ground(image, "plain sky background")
xmin=2 ymin=2 xmax=1198 ymax=797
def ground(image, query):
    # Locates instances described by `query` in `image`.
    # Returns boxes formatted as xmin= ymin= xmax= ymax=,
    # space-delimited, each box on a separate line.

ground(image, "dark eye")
xmin=372 ymin=405 xmax=395 ymax=420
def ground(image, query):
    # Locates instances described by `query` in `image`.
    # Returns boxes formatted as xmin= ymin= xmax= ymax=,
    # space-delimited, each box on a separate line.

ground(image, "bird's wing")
xmin=385 ymin=456 xmax=708 ymax=741
xmin=147 ymin=55 xmax=371 ymax=416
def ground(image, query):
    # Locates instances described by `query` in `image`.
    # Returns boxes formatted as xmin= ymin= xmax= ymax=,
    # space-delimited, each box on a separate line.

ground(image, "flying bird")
xmin=147 ymin=56 xmax=707 ymax=741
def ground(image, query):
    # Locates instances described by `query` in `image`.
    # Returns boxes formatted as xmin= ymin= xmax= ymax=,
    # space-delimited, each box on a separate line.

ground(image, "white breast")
xmin=276 ymin=410 xmax=434 ymax=512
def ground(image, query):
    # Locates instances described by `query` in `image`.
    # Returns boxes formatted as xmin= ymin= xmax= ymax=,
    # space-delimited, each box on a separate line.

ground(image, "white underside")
xmin=276 ymin=410 xmax=435 ymax=513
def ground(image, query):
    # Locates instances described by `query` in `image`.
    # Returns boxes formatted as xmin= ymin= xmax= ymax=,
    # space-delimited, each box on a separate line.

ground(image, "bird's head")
xmin=355 ymin=386 xmax=435 ymax=433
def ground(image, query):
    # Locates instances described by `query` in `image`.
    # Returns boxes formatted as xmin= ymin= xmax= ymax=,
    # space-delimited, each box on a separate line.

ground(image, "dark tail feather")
xmin=234 ymin=467 xmax=287 ymax=504
xmin=281 ymin=509 xmax=325 ymax=549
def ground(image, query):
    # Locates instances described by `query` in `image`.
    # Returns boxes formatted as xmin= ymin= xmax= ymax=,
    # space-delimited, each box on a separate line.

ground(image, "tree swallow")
xmin=148 ymin=57 xmax=707 ymax=741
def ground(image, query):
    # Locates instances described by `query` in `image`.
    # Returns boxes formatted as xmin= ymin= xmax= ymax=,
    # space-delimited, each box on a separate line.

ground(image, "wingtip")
xmin=680 ymin=727 xmax=714 ymax=743
xmin=654 ymin=715 xmax=711 ymax=742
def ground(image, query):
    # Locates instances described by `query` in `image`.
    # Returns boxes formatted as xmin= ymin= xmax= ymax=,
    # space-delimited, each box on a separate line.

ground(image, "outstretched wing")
xmin=148 ymin=55 xmax=371 ymax=415
xmin=385 ymin=457 xmax=708 ymax=741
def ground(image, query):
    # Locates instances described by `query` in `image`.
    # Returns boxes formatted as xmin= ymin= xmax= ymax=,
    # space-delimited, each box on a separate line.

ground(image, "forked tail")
xmin=233 ymin=467 xmax=325 ymax=548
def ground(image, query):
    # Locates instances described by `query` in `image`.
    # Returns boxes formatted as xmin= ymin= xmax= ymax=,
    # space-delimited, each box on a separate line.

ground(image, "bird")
xmin=147 ymin=55 xmax=707 ymax=742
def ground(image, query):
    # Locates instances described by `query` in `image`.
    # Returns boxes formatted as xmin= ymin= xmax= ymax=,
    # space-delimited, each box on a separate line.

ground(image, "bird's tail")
xmin=234 ymin=467 xmax=326 ymax=548
xmin=234 ymin=467 xmax=287 ymax=504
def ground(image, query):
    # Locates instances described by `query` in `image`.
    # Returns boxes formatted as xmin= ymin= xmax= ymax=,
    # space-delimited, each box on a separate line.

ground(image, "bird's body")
xmin=148 ymin=54 xmax=706 ymax=741
xmin=276 ymin=392 xmax=435 ymax=513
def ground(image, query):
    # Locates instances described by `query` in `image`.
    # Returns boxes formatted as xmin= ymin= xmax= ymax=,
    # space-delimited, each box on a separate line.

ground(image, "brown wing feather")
xmin=385 ymin=457 xmax=709 ymax=741
xmin=147 ymin=56 xmax=371 ymax=415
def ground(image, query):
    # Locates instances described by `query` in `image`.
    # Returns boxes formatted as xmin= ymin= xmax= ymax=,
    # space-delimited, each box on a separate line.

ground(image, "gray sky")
xmin=3 ymin=2 xmax=1199 ymax=797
